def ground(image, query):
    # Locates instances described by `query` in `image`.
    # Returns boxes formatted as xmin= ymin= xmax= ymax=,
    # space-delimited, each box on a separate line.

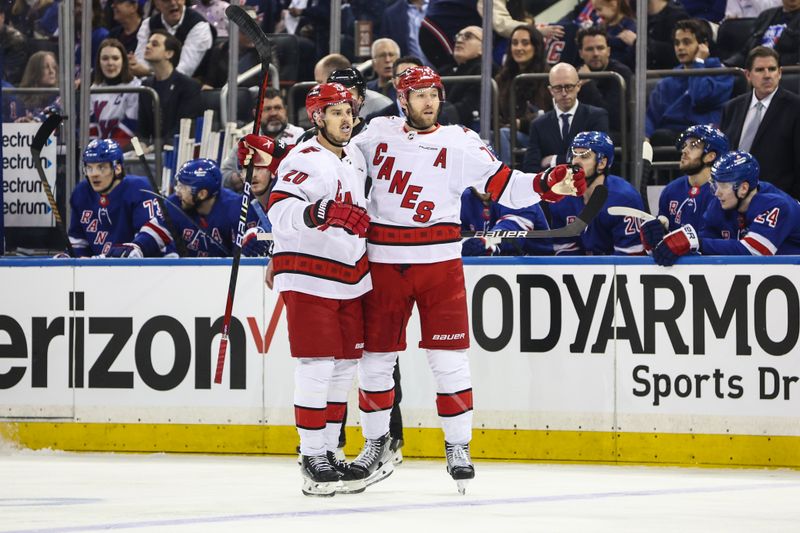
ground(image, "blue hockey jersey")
xmin=460 ymin=188 xmax=552 ymax=255
xmin=658 ymin=176 xmax=715 ymax=232
xmin=68 ymin=174 xmax=171 ymax=257
xmin=701 ymin=181 xmax=800 ymax=255
xmin=549 ymin=174 xmax=646 ymax=255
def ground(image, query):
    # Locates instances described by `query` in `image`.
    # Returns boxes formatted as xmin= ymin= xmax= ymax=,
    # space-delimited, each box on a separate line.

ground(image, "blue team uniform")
xmin=460 ymin=189 xmax=552 ymax=255
xmin=700 ymin=182 xmax=800 ymax=256
xmin=658 ymin=176 xmax=716 ymax=232
xmin=68 ymin=175 xmax=171 ymax=257
xmin=549 ymin=174 xmax=646 ymax=255
xmin=165 ymin=188 xmax=260 ymax=257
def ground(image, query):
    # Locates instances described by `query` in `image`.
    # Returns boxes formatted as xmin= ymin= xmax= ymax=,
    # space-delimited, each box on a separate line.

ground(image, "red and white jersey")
xmin=354 ymin=116 xmax=543 ymax=263
xmin=88 ymin=79 xmax=141 ymax=148
xmin=268 ymin=136 xmax=371 ymax=299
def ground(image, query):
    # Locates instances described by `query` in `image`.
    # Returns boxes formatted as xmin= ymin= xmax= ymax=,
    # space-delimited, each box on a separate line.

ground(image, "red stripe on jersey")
xmin=484 ymin=164 xmax=512 ymax=202
xmin=743 ymin=236 xmax=773 ymax=256
xmin=368 ymin=223 xmax=461 ymax=246
xmin=267 ymin=191 xmax=302 ymax=211
xmin=295 ymin=405 xmax=326 ymax=430
xmin=272 ymin=252 xmax=369 ymax=284
xmin=144 ymin=220 xmax=171 ymax=244
xmin=436 ymin=388 xmax=473 ymax=417
xmin=359 ymin=388 xmax=395 ymax=413
xmin=326 ymin=401 xmax=347 ymax=423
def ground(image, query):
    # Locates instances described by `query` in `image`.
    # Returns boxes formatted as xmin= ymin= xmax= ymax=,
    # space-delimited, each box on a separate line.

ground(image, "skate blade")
xmin=336 ymin=479 xmax=367 ymax=494
xmin=301 ymin=479 xmax=341 ymax=497
xmin=392 ymin=449 xmax=403 ymax=466
xmin=456 ymin=479 xmax=470 ymax=495
xmin=365 ymin=462 xmax=395 ymax=487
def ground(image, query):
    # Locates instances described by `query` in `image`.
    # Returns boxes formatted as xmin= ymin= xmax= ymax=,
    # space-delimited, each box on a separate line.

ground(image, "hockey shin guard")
xmin=358 ymin=351 xmax=398 ymax=440
xmin=427 ymin=349 xmax=473 ymax=445
xmin=294 ymin=357 xmax=335 ymax=456
xmin=324 ymin=359 xmax=357 ymax=452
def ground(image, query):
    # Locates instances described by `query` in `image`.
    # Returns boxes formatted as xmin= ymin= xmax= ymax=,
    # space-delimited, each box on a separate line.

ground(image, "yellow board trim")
xmin=2 ymin=422 xmax=799 ymax=468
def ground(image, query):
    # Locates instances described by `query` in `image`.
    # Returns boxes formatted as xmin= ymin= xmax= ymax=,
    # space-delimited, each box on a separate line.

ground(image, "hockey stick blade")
xmin=31 ymin=113 xmax=62 ymax=154
xmin=225 ymin=5 xmax=271 ymax=62
xmin=607 ymin=206 xmax=655 ymax=222
xmin=31 ymin=114 xmax=73 ymax=256
xmin=256 ymin=186 xmax=610 ymax=241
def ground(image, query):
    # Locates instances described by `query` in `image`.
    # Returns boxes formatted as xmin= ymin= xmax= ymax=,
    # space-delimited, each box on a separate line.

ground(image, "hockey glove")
xmin=533 ymin=164 xmax=587 ymax=202
xmin=237 ymin=134 xmax=289 ymax=174
xmin=652 ymin=225 xmax=699 ymax=266
xmin=241 ymin=226 xmax=271 ymax=257
xmin=461 ymin=237 xmax=498 ymax=256
xmin=104 ymin=243 xmax=144 ymax=258
xmin=639 ymin=217 xmax=668 ymax=252
xmin=303 ymin=200 xmax=370 ymax=238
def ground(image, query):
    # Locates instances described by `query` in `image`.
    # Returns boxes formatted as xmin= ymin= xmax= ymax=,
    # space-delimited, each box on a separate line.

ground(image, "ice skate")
xmin=327 ymin=451 xmax=366 ymax=494
xmin=445 ymin=442 xmax=475 ymax=495
xmin=390 ymin=437 xmax=404 ymax=465
xmin=349 ymin=433 xmax=395 ymax=487
xmin=300 ymin=454 xmax=342 ymax=497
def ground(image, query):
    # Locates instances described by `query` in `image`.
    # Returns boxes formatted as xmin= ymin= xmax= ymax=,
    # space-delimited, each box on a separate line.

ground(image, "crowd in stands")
xmin=1 ymin=0 xmax=800 ymax=258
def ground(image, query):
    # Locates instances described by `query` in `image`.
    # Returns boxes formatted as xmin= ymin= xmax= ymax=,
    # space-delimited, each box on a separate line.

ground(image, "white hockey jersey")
xmin=355 ymin=116 xmax=543 ymax=263
xmin=268 ymin=136 xmax=372 ymax=299
xmin=88 ymin=79 xmax=141 ymax=147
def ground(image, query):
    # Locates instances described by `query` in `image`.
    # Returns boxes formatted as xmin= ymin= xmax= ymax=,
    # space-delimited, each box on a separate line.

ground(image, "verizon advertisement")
xmin=1 ymin=260 xmax=799 ymax=436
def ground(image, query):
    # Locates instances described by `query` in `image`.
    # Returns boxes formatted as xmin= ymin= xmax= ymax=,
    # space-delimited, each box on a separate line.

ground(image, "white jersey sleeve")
xmin=355 ymin=117 xmax=542 ymax=264
xmin=268 ymin=137 xmax=371 ymax=299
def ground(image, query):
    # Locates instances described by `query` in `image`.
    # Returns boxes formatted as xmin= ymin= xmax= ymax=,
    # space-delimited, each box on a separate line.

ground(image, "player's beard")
xmin=405 ymin=103 xmax=439 ymax=131
xmin=679 ymin=156 xmax=705 ymax=176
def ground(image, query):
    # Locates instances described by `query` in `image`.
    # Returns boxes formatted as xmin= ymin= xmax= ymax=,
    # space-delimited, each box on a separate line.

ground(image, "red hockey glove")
xmin=237 ymin=134 xmax=289 ymax=174
xmin=303 ymin=200 xmax=370 ymax=238
xmin=533 ymin=164 xmax=587 ymax=202
xmin=652 ymin=225 xmax=699 ymax=266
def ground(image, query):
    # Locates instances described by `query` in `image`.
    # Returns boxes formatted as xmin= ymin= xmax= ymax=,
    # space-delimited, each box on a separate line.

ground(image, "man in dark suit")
xmin=720 ymin=47 xmax=800 ymax=199
xmin=521 ymin=62 xmax=609 ymax=173
xmin=138 ymin=30 xmax=201 ymax=149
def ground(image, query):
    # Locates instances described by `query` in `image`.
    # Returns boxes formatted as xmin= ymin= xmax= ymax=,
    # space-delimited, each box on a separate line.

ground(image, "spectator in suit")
xmin=725 ymin=0 xmax=800 ymax=66
xmin=646 ymin=19 xmax=734 ymax=146
xmin=720 ymin=47 xmax=800 ymax=198
xmin=131 ymin=0 xmax=214 ymax=77
xmin=380 ymin=0 xmax=428 ymax=62
xmin=367 ymin=38 xmax=401 ymax=99
xmin=647 ymin=0 xmax=689 ymax=69
xmin=137 ymin=30 xmax=201 ymax=149
xmin=521 ymin=62 xmax=609 ymax=173
xmin=108 ymin=0 xmax=144 ymax=54
xmin=575 ymin=26 xmax=633 ymax=136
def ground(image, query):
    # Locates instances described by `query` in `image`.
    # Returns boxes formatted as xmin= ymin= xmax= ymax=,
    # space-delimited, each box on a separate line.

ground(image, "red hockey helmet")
xmin=395 ymin=66 xmax=446 ymax=104
xmin=305 ymin=82 xmax=357 ymax=123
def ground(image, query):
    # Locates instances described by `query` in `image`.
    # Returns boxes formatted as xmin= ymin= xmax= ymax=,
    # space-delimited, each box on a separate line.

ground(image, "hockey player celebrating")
xmin=240 ymin=82 xmax=371 ymax=497
xmin=549 ymin=131 xmax=646 ymax=255
xmin=165 ymin=158 xmax=266 ymax=257
xmin=348 ymin=66 xmax=586 ymax=494
xmin=64 ymin=139 xmax=171 ymax=257
xmin=649 ymin=125 xmax=728 ymax=238
xmin=644 ymin=151 xmax=800 ymax=265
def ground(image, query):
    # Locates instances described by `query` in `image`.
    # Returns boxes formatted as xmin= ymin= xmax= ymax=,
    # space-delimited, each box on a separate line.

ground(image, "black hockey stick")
xmin=138 ymin=189 xmax=232 ymax=255
xmin=131 ymin=137 xmax=187 ymax=257
xmin=215 ymin=4 xmax=272 ymax=384
xmin=31 ymin=113 xmax=73 ymax=256
xmin=254 ymin=186 xmax=609 ymax=241
xmin=464 ymin=184 xmax=608 ymax=239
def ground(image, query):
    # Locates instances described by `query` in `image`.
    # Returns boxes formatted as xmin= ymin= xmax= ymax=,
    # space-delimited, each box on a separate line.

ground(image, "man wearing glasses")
xmin=521 ymin=62 xmax=609 ymax=173
xmin=441 ymin=25 xmax=493 ymax=128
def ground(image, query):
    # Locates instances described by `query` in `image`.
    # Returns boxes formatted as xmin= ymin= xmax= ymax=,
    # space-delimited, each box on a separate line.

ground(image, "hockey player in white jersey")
xmin=240 ymin=82 xmax=371 ymax=497
xmin=350 ymin=66 xmax=587 ymax=494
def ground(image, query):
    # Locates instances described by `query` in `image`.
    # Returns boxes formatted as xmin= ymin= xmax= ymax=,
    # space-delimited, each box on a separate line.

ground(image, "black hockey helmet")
xmin=327 ymin=67 xmax=367 ymax=100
